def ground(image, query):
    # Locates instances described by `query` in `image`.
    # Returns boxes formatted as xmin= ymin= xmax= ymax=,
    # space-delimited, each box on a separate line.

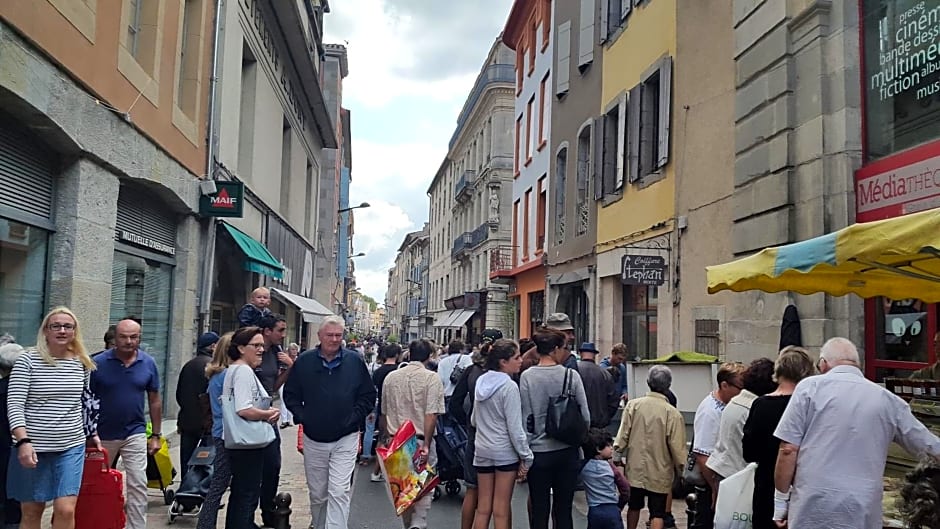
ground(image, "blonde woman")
xmin=7 ymin=307 xmax=99 ymax=529
xmin=196 ymin=332 xmax=234 ymax=529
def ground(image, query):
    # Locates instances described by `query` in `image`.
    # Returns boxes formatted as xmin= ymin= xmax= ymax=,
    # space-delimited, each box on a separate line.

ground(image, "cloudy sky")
xmin=323 ymin=0 xmax=512 ymax=303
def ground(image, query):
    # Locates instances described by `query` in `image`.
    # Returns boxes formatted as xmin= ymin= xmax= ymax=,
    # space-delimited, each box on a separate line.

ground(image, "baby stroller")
xmin=168 ymin=438 xmax=215 ymax=524
xmin=433 ymin=413 xmax=468 ymax=499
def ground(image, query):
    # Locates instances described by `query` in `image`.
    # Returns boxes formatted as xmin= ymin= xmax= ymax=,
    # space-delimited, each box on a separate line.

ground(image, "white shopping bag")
xmin=714 ymin=462 xmax=757 ymax=529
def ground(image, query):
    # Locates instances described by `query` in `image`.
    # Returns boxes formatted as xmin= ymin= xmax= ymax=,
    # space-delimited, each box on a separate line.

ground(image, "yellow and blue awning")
xmin=706 ymin=208 xmax=940 ymax=301
xmin=221 ymin=222 xmax=284 ymax=280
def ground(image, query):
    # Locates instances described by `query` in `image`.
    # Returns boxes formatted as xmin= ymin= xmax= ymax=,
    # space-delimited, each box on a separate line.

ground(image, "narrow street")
xmin=138 ymin=423 xmax=684 ymax=528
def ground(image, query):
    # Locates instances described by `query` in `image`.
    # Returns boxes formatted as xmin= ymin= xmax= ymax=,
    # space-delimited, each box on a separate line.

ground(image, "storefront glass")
xmin=862 ymin=0 xmax=940 ymax=160
xmin=622 ymin=285 xmax=658 ymax=360
xmin=871 ymin=297 xmax=936 ymax=379
xmin=109 ymin=252 xmax=172 ymax=381
xmin=0 ymin=218 xmax=49 ymax=344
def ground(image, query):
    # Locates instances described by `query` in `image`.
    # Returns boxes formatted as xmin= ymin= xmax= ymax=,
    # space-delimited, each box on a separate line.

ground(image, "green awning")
xmin=221 ymin=223 xmax=284 ymax=279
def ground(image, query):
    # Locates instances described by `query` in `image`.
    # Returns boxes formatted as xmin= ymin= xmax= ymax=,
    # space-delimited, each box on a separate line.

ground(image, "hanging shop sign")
xmin=200 ymin=181 xmax=245 ymax=218
xmin=621 ymin=254 xmax=666 ymax=286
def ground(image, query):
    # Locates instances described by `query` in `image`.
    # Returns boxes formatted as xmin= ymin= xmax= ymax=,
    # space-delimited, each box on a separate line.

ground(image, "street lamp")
xmin=338 ymin=202 xmax=371 ymax=214
xmin=350 ymin=252 xmax=366 ymax=258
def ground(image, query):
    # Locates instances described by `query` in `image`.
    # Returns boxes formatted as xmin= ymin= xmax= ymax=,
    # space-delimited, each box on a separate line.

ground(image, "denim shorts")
xmin=7 ymin=443 xmax=85 ymax=502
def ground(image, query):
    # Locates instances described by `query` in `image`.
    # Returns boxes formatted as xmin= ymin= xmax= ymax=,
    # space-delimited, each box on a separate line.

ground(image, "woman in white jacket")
xmin=471 ymin=339 xmax=532 ymax=529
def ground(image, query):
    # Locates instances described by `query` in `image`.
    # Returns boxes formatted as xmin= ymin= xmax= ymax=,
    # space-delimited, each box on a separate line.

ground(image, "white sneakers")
xmin=370 ymin=471 xmax=384 ymax=482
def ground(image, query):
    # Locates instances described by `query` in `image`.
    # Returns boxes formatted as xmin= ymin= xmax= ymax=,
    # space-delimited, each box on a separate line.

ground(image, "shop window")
xmin=622 ymin=284 xmax=657 ymax=360
xmin=110 ymin=252 xmax=173 ymax=384
xmin=558 ymin=284 xmax=589 ymax=346
xmin=862 ymin=1 xmax=940 ymax=160
xmin=529 ymin=290 xmax=545 ymax=337
xmin=0 ymin=219 xmax=49 ymax=343
xmin=870 ymin=297 xmax=936 ymax=380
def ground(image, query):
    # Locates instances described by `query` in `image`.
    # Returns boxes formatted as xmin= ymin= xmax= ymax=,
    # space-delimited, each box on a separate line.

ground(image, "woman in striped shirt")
xmin=7 ymin=307 xmax=99 ymax=529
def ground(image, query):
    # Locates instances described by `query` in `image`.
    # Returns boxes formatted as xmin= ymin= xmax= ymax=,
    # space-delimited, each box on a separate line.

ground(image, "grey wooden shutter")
xmin=0 ymin=119 xmax=56 ymax=222
xmin=599 ymin=0 xmax=609 ymax=44
xmin=621 ymin=0 xmax=632 ymax=20
xmin=657 ymin=56 xmax=673 ymax=169
xmin=578 ymin=0 xmax=595 ymax=68
xmin=593 ymin=117 xmax=604 ymax=200
xmin=556 ymin=21 xmax=571 ymax=96
xmin=628 ymin=85 xmax=642 ymax=183
xmin=615 ymin=93 xmax=627 ymax=190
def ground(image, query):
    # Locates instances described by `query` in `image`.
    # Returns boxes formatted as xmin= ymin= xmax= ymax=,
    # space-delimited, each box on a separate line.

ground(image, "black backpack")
xmin=449 ymin=354 xmax=469 ymax=385
xmin=545 ymin=368 xmax=588 ymax=446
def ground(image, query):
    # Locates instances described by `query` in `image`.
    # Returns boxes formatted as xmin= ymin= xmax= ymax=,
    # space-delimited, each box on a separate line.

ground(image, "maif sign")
xmin=200 ymin=181 xmax=245 ymax=218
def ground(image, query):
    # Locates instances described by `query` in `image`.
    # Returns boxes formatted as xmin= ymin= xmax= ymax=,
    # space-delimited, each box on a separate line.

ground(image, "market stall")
xmin=705 ymin=207 xmax=940 ymax=528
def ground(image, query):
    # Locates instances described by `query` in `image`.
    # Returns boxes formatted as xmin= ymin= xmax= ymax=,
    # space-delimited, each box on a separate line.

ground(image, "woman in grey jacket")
xmin=471 ymin=339 xmax=532 ymax=529
xmin=520 ymin=328 xmax=591 ymax=529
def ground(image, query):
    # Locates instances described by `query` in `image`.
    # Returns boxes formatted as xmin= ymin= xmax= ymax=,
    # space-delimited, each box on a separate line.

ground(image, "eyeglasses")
xmin=246 ymin=342 xmax=265 ymax=349
xmin=47 ymin=323 xmax=76 ymax=332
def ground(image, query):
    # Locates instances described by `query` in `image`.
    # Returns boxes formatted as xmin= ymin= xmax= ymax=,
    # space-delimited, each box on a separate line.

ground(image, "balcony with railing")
xmin=449 ymin=64 xmax=515 ymax=150
xmin=489 ymin=245 xmax=515 ymax=282
xmin=469 ymin=223 xmax=489 ymax=248
xmin=452 ymin=232 xmax=473 ymax=258
xmin=454 ymin=169 xmax=476 ymax=202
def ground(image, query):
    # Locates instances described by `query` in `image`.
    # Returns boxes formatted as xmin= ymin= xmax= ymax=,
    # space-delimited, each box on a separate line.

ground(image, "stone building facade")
xmin=0 ymin=0 xmax=215 ymax=414
xmin=428 ymin=39 xmax=516 ymax=344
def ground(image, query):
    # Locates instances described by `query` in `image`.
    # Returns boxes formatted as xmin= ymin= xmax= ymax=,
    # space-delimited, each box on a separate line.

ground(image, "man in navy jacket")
xmin=284 ymin=315 xmax=376 ymax=529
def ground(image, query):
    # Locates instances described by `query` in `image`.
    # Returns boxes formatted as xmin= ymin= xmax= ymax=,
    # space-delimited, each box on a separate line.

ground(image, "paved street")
xmin=135 ymin=423 xmax=686 ymax=528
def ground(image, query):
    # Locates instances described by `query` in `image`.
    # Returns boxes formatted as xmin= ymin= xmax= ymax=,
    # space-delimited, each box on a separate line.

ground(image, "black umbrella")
xmin=779 ymin=304 xmax=803 ymax=350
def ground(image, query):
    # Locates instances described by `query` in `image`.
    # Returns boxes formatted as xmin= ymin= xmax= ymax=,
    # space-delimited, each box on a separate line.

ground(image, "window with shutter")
xmin=578 ymin=0 xmax=595 ymax=69
xmin=657 ymin=56 xmax=673 ymax=169
xmin=576 ymin=126 xmax=591 ymax=235
xmin=621 ymin=0 xmax=631 ymax=21
xmin=556 ymin=21 xmax=571 ymax=96
xmin=599 ymin=0 xmax=609 ymax=44
xmin=638 ymin=72 xmax=659 ymax=177
xmin=602 ymin=105 xmax=619 ymax=197
xmin=615 ymin=92 xmax=627 ymax=191
xmin=627 ymin=85 xmax=641 ymax=183
xmin=593 ymin=117 xmax=604 ymax=200
xmin=555 ymin=147 xmax=567 ymax=243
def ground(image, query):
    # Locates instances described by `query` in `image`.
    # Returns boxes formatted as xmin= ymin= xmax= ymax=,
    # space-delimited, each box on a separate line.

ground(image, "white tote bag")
xmin=221 ymin=365 xmax=276 ymax=449
xmin=714 ymin=462 xmax=757 ymax=529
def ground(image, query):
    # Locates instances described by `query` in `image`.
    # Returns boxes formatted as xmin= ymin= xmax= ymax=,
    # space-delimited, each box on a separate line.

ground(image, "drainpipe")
xmin=198 ymin=0 xmax=226 ymax=332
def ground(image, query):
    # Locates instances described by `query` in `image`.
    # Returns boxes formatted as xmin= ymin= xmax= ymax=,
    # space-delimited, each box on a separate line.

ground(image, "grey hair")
xmin=320 ymin=315 xmax=346 ymax=329
xmin=647 ymin=365 xmax=673 ymax=393
xmin=0 ymin=333 xmax=15 ymax=346
xmin=820 ymin=337 xmax=860 ymax=366
xmin=0 ymin=343 xmax=25 ymax=377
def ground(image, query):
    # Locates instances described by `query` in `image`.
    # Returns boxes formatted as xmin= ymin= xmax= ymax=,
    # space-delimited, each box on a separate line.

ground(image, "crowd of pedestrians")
xmin=5 ymin=300 xmax=940 ymax=529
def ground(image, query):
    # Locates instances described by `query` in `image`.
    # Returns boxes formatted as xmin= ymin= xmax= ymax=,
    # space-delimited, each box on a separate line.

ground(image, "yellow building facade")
xmin=595 ymin=0 xmax=678 ymax=356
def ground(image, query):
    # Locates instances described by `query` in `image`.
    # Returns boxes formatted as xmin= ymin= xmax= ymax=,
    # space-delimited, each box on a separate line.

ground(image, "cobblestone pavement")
xmin=129 ymin=423 xmax=688 ymax=528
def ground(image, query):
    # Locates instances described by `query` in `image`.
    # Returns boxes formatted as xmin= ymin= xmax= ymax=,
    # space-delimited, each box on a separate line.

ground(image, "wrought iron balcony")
xmin=489 ymin=245 xmax=515 ymax=281
xmin=452 ymin=232 xmax=473 ymax=258
xmin=454 ymin=169 xmax=476 ymax=202
xmin=469 ymin=223 xmax=489 ymax=248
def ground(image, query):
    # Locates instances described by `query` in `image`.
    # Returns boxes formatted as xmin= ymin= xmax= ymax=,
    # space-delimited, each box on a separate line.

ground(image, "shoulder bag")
xmin=81 ymin=369 xmax=99 ymax=437
xmin=545 ymin=367 xmax=588 ymax=446
xmin=222 ymin=365 xmax=276 ymax=449
xmin=682 ymin=431 xmax=706 ymax=486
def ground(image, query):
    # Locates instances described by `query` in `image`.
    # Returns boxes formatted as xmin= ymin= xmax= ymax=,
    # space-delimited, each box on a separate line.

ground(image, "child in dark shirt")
xmin=238 ymin=287 xmax=272 ymax=327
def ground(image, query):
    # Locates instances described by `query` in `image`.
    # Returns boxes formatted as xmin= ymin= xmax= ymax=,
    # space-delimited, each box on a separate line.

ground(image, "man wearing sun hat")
xmin=544 ymin=313 xmax=579 ymax=371
xmin=577 ymin=342 xmax=619 ymax=429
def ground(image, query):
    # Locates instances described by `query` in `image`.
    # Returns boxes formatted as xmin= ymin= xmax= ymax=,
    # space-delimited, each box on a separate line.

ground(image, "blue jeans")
xmin=361 ymin=407 xmax=377 ymax=460
xmin=588 ymin=504 xmax=624 ymax=529
xmin=226 ymin=446 xmax=265 ymax=529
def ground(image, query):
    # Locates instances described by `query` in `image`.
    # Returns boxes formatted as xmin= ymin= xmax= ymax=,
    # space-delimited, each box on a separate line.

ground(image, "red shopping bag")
xmin=375 ymin=420 xmax=440 ymax=516
xmin=75 ymin=448 xmax=126 ymax=529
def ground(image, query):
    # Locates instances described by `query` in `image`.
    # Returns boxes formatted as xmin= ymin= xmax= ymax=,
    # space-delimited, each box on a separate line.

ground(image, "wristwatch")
xmin=148 ymin=432 xmax=162 ymax=439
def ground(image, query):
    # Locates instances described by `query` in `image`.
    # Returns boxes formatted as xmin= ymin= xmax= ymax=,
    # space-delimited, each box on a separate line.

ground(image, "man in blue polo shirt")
xmin=91 ymin=319 xmax=162 ymax=529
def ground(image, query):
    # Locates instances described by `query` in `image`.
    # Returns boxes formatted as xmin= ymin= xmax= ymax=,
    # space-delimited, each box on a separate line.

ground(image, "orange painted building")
xmin=0 ymin=0 xmax=216 ymax=413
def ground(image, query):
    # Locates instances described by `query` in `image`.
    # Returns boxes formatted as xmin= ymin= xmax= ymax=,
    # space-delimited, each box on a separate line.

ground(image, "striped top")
xmin=7 ymin=350 xmax=86 ymax=452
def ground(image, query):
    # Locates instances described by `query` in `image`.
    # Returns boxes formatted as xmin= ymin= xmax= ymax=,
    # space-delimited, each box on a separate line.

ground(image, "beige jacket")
xmin=614 ymin=391 xmax=686 ymax=494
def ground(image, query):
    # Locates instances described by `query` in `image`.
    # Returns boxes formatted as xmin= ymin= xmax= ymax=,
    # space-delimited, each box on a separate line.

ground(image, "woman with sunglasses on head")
xmin=7 ymin=307 xmax=99 ymax=529
xmin=223 ymin=327 xmax=280 ymax=529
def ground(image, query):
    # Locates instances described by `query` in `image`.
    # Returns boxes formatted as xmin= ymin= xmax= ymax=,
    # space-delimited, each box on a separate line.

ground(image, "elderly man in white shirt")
xmin=773 ymin=337 xmax=940 ymax=529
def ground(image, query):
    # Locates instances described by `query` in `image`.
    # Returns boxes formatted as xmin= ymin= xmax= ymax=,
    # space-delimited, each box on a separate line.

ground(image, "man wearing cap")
xmin=577 ymin=342 xmax=620 ymax=428
xmin=544 ymin=312 xmax=579 ymax=371
xmin=175 ymin=331 xmax=219 ymax=482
